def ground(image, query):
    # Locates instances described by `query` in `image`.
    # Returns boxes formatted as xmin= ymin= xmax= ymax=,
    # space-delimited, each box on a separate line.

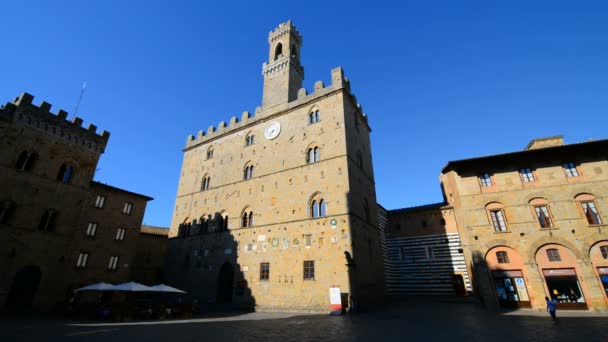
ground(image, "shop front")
xmin=492 ymin=270 xmax=531 ymax=308
xmin=598 ymin=267 xmax=608 ymax=298
xmin=542 ymin=268 xmax=588 ymax=310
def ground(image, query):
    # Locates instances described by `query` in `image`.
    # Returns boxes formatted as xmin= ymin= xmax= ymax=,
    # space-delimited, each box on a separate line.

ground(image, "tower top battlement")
xmin=2 ymin=92 xmax=110 ymax=153
xmin=268 ymin=20 xmax=302 ymax=44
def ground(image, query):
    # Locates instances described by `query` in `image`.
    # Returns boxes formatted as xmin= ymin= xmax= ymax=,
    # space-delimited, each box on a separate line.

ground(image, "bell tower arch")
xmin=262 ymin=21 xmax=304 ymax=108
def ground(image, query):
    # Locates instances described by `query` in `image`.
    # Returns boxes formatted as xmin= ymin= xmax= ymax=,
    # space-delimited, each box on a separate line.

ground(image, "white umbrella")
xmin=74 ymin=282 xmax=114 ymax=292
xmin=109 ymin=282 xmax=153 ymax=292
xmin=149 ymin=284 xmax=187 ymax=293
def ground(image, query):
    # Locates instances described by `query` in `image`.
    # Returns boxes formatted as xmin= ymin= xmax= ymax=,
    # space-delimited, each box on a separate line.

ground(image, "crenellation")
xmin=87 ymin=124 xmax=97 ymax=134
xmin=57 ymin=110 xmax=68 ymax=119
xmin=72 ymin=116 xmax=83 ymax=127
xmin=218 ymin=121 xmax=227 ymax=130
xmin=297 ymin=88 xmax=307 ymax=98
xmin=229 ymin=116 xmax=239 ymax=126
xmin=241 ymin=111 xmax=251 ymax=121
xmin=313 ymin=80 xmax=324 ymax=92
xmin=207 ymin=125 xmax=216 ymax=135
xmin=39 ymin=101 xmax=51 ymax=112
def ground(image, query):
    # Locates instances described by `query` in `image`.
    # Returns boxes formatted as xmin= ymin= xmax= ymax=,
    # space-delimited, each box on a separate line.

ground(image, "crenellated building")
xmin=0 ymin=93 xmax=166 ymax=312
xmin=165 ymin=21 xmax=385 ymax=312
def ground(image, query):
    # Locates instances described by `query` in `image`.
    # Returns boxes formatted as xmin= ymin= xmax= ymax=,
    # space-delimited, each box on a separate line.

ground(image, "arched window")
xmin=309 ymin=193 xmax=327 ymax=218
xmin=274 ymin=43 xmax=283 ymax=60
xmin=486 ymin=202 xmax=507 ymax=232
xmin=16 ymin=151 xmax=37 ymax=171
xmin=201 ymin=175 xmax=211 ymax=190
xmin=575 ymin=193 xmax=602 ymax=225
xmin=206 ymin=147 xmax=214 ymax=159
xmin=309 ymin=110 xmax=320 ymax=124
xmin=38 ymin=209 xmax=57 ymax=232
xmin=57 ymin=164 xmax=74 ymax=183
xmin=243 ymin=164 xmax=254 ymax=180
xmin=291 ymin=44 xmax=297 ymax=59
xmin=529 ymin=198 xmax=554 ymax=229
xmin=245 ymin=134 xmax=255 ymax=146
xmin=307 ymin=147 xmax=320 ymax=163
xmin=496 ymin=251 xmax=509 ymax=264
xmin=241 ymin=208 xmax=253 ymax=227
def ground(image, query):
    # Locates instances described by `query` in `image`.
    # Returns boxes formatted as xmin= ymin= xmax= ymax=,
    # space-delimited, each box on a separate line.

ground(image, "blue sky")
xmin=3 ymin=1 xmax=607 ymax=227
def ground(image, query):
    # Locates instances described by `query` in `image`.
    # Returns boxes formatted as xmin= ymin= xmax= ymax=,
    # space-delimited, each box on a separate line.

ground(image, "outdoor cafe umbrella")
xmin=149 ymin=284 xmax=187 ymax=293
xmin=109 ymin=282 xmax=154 ymax=292
xmin=74 ymin=282 xmax=114 ymax=292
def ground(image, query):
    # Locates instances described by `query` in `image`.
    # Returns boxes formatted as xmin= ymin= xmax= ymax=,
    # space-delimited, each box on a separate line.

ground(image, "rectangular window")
xmin=94 ymin=195 xmax=105 ymax=208
xmin=305 ymin=234 xmax=312 ymax=247
xmin=122 ymin=202 xmax=133 ymax=215
xmin=75 ymin=252 xmax=89 ymax=269
xmin=115 ymin=228 xmax=126 ymax=241
xmin=496 ymin=251 xmax=510 ymax=264
xmin=480 ymin=174 xmax=492 ymax=187
xmin=547 ymin=249 xmax=561 ymax=262
xmin=85 ymin=222 xmax=97 ymax=237
xmin=303 ymin=260 xmax=315 ymax=280
xmin=520 ymin=168 xmax=535 ymax=183
xmin=563 ymin=162 xmax=579 ymax=177
xmin=260 ymin=262 xmax=269 ymax=280
xmin=534 ymin=206 xmax=553 ymax=228
xmin=108 ymin=256 xmax=119 ymax=270
xmin=581 ymin=201 xmax=602 ymax=225
xmin=490 ymin=210 xmax=507 ymax=232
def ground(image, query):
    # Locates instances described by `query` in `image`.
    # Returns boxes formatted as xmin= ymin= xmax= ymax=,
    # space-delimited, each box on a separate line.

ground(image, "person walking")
xmin=545 ymin=296 xmax=558 ymax=325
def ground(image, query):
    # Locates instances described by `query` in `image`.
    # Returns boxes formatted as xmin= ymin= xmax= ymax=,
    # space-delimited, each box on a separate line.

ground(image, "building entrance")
xmin=492 ymin=270 xmax=531 ymax=308
xmin=5 ymin=266 xmax=41 ymax=312
xmin=216 ymin=262 xmax=234 ymax=304
xmin=543 ymin=269 xmax=587 ymax=310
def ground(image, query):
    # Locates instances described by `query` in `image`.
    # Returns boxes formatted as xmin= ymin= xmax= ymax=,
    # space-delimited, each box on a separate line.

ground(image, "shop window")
xmin=496 ymin=251 xmax=510 ymax=264
xmin=260 ymin=262 xmax=269 ymax=280
xmin=520 ymin=168 xmax=535 ymax=183
xmin=480 ymin=173 xmax=493 ymax=187
xmin=563 ymin=162 xmax=579 ymax=177
xmin=600 ymin=246 xmax=608 ymax=259
xmin=547 ymin=248 xmax=561 ymax=262
xmin=303 ymin=260 xmax=315 ymax=280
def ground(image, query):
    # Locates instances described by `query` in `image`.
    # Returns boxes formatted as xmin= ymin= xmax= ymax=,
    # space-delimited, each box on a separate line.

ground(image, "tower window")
xmin=201 ymin=175 xmax=211 ymax=190
xmin=242 ymin=210 xmax=254 ymax=227
xmin=245 ymin=134 xmax=255 ymax=146
xmin=206 ymin=148 xmax=214 ymax=159
xmin=307 ymin=147 xmax=320 ymax=163
xmin=310 ymin=195 xmax=327 ymax=218
xmin=244 ymin=165 xmax=254 ymax=180
xmin=309 ymin=110 xmax=320 ymax=124
xmin=274 ymin=43 xmax=283 ymax=60
xmin=291 ymin=44 xmax=297 ymax=59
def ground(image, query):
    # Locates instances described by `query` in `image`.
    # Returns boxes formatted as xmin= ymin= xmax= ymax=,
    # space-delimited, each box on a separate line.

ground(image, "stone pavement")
xmin=2 ymin=301 xmax=608 ymax=341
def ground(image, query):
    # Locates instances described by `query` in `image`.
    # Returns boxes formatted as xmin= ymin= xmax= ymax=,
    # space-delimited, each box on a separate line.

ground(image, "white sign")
xmin=329 ymin=287 xmax=341 ymax=305
xmin=257 ymin=235 xmax=266 ymax=242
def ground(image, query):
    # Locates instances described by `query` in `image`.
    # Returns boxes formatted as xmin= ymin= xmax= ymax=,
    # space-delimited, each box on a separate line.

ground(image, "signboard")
xmin=492 ymin=270 xmax=523 ymax=278
xmin=329 ymin=287 xmax=342 ymax=315
xmin=543 ymin=268 xmax=576 ymax=277
xmin=514 ymin=277 xmax=529 ymax=301
xmin=597 ymin=267 xmax=608 ymax=275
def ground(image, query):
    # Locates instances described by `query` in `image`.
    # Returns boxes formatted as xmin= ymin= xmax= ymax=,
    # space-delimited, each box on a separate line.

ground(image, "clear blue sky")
xmin=3 ymin=1 xmax=607 ymax=227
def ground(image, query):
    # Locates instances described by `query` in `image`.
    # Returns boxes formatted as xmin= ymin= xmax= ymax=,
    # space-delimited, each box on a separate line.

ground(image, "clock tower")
xmin=261 ymin=21 xmax=304 ymax=109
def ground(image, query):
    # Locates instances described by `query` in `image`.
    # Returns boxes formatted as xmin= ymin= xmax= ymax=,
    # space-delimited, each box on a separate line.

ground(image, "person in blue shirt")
xmin=545 ymin=296 xmax=558 ymax=325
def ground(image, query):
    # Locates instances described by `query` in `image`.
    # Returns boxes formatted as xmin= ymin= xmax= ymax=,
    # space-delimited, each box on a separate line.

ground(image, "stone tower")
xmin=166 ymin=21 xmax=384 ymax=312
xmin=261 ymin=21 xmax=304 ymax=108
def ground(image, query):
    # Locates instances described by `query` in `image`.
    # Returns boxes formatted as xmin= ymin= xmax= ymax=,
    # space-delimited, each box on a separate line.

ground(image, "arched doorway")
xmin=5 ymin=266 xmax=41 ymax=311
xmin=486 ymin=246 xmax=532 ymax=308
xmin=535 ymin=244 xmax=588 ymax=310
xmin=216 ymin=262 xmax=234 ymax=304
xmin=589 ymin=241 xmax=608 ymax=306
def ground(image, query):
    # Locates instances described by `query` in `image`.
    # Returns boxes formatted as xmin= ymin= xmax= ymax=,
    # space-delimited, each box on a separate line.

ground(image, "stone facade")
xmin=0 ymin=93 xmax=165 ymax=312
xmin=165 ymin=21 xmax=385 ymax=312
xmin=440 ymin=137 xmax=608 ymax=311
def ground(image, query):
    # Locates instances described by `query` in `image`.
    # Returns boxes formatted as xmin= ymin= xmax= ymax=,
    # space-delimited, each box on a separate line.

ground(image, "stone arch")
xmin=526 ymin=238 xmax=584 ymax=261
xmin=308 ymin=192 xmax=326 ymax=218
xmin=485 ymin=245 xmax=533 ymax=308
xmin=274 ymin=42 xmax=283 ymax=60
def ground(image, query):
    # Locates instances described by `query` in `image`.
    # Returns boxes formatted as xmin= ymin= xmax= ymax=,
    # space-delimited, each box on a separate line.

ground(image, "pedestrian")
xmin=545 ymin=296 xmax=558 ymax=325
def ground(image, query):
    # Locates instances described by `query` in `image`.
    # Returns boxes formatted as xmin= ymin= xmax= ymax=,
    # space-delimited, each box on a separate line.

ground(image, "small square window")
xmin=94 ymin=195 xmax=105 ymax=208
xmin=600 ymin=246 xmax=608 ymax=259
xmin=520 ymin=168 xmax=535 ymax=183
xmin=480 ymin=174 xmax=492 ymax=187
xmin=547 ymin=249 xmax=561 ymax=262
xmin=122 ymin=202 xmax=133 ymax=215
xmin=563 ymin=162 xmax=579 ymax=177
xmin=496 ymin=251 xmax=509 ymax=264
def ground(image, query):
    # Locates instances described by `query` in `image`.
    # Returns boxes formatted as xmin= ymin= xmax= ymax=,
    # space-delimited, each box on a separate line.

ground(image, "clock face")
xmin=264 ymin=122 xmax=281 ymax=140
